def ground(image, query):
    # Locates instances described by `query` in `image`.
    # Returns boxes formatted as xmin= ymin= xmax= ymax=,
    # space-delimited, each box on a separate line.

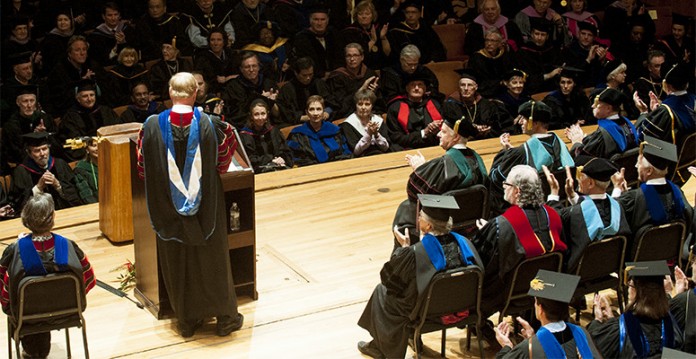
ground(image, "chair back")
xmin=445 ymin=185 xmax=489 ymax=231
xmin=13 ymin=273 xmax=85 ymax=321
xmin=633 ymin=221 xmax=687 ymax=268
xmin=610 ymin=147 xmax=640 ymax=189
xmin=540 ymin=167 xmax=575 ymax=203
xmin=499 ymin=252 xmax=563 ymax=321
xmin=432 ymin=24 xmax=468 ymax=61
xmin=411 ymin=266 xmax=483 ymax=326
xmin=671 ymin=132 xmax=696 ymax=186
xmin=575 ymin=235 xmax=627 ymax=283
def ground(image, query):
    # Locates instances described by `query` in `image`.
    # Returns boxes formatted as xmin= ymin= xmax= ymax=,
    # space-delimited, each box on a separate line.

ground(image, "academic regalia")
xmin=138 ymin=108 xmax=239 ymax=326
xmin=193 ymin=49 xmax=241 ymax=95
xmin=239 ymin=124 xmax=294 ymax=172
xmin=327 ymin=65 xmax=381 ymax=119
xmin=8 ymin=156 xmax=81 ymax=211
xmin=559 ymin=40 xmax=603 ymax=87
xmin=133 ymin=13 xmax=192 ymax=62
xmin=358 ymin=232 xmax=482 ymax=359
xmin=466 ymin=49 xmax=514 ymax=98
xmin=386 ymin=21 xmax=446 ymax=64
xmin=270 ymin=0 xmax=308 ymax=39
xmin=58 ymin=104 xmax=121 ymax=161
xmin=636 ymin=91 xmax=696 ymax=147
xmin=242 ymin=37 xmax=289 ymax=83
xmin=38 ymin=29 xmax=73 ymax=77
xmin=473 ymin=205 xmax=567 ymax=317
xmin=543 ymin=90 xmax=594 ymax=129
xmin=464 ymin=15 xmax=524 ymax=55
xmin=86 ymin=21 xmax=137 ymax=66
xmin=230 ymin=2 xmax=271 ymax=49
xmin=119 ymin=102 xmax=167 ymax=124
xmin=148 ymin=57 xmax=195 ymax=100
xmin=589 ymin=84 xmax=640 ymax=121
xmin=276 ymin=77 xmax=335 ymax=127
xmin=1 ymin=111 xmax=57 ymax=165
xmin=103 ymin=64 xmax=150 ymax=107
xmin=182 ymin=3 xmax=234 ymax=49
xmin=489 ymin=134 xmax=575 ymax=216
xmin=73 ymin=159 xmax=98 ymax=204
xmin=496 ymin=325 xmax=602 ymax=358
xmin=291 ymin=28 xmax=343 ymax=79
xmin=655 ymin=34 xmax=695 ymax=69
xmin=514 ymin=6 xmax=570 ymax=47
xmin=379 ymin=65 xmax=440 ymax=104
xmin=287 ymin=121 xmax=352 ymax=167
xmin=0 ymin=233 xmax=95 ymax=358
xmin=670 ymin=289 xmax=696 ymax=353
xmin=515 ymin=42 xmax=562 ymax=94
xmin=338 ymin=24 xmax=389 ymax=70
xmin=221 ymin=75 xmax=278 ymax=129
xmin=385 ymin=97 xmax=442 ymax=149
xmin=570 ymin=116 xmax=639 ymax=159
xmin=588 ymin=313 xmax=682 ymax=358
xmin=497 ymin=91 xmax=532 ymax=120
xmin=44 ymin=57 xmax=100 ymax=117
xmin=442 ymin=94 xmax=514 ymax=139
xmin=633 ymin=73 xmax=667 ymax=106
xmin=339 ymin=114 xmax=392 ymax=157
xmin=393 ymin=146 xmax=489 ymax=249
xmin=563 ymin=11 xmax=600 ymax=39
xmin=601 ymin=3 xmax=655 ymax=52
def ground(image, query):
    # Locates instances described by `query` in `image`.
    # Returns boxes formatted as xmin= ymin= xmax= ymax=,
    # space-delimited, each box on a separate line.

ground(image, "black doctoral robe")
xmin=8 ymin=156 xmax=81 ymax=211
xmin=357 ymin=233 xmax=483 ymax=359
xmin=132 ymin=13 xmax=192 ymax=62
xmin=379 ymin=65 xmax=440 ymax=103
xmin=58 ymin=105 xmax=121 ymax=161
xmin=239 ymin=124 xmax=293 ymax=172
xmin=148 ymin=58 xmax=195 ymax=100
xmin=442 ymin=94 xmax=514 ymax=139
xmin=496 ymin=324 xmax=602 ymax=358
xmin=1 ymin=111 xmax=58 ymax=165
xmin=326 ymin=65 xmax=381 ymax=119
xmin=393 ymin=147 xmax=489 ymax=249
xmin=588 ymin=314 xmax=683 ymax=358
xmin=139 ymin=110 xmax=239 ymax=324
xmin=102 ymin=64 xmax=150 ymax=107
xmin=670 ymin=289 xmax=696 ymax=353
xmin=291 ymin=28 xmax=343 ymax=79
xmin=636 ymin=92 xmax=696 ymax=150
xmin=570 ymin=117 xmax=638 ymax=159
xmin=221 ymin=75 xmax=278 ymax=129
xmin=386 ymin=22 xmax=446 ymax=65
xmin=276 ymin=77 xmax=335 ymax=127
xmin=514 ymin=42 xmax=561 ymax=94
xmin=385 ymin=97 xmax=442 ymax=149
xmin=466 ymin=50 xmax=514 ymax=98
xmin=543 ymin=90 xmax=594 ymax=129
xmin=119 ymin=102 xmax=167 ymax=124
xmin=193 ymin=49 xmax=241 ymax=95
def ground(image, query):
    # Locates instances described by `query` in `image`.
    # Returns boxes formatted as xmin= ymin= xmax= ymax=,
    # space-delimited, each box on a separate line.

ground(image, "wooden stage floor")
xmin=1 ymin=130 xmax=695 ymax=359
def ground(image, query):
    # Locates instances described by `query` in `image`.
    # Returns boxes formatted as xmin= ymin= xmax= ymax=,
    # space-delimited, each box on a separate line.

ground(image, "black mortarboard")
xmin=254 ymin=20 xmax=281 ymax=37
xmin=602 ymin=59 xmax=623 ymax=79
xmin=663 ymin=63 xmax=690 ymax=89
xmin=559 ymin=67 xmax=583 ymax=80
xmin=576 ymin=155 xmax=618 ymax=182
xmin=595 ymin=88 xmax=625 ymax=108
xmin=401 ymin=0 xmax=422 ymax=10
xmin=527 ymin=270 xmax=580 ymax=303
xmin=455 ymin=68 xmax=477 ymax=82
xmin=518 ymin=100 xmax=552 ymax=123
xmin=15 ymin=84 xmax=38 ymax=97
xmin=672 ymin=13 xmax=689 ymax=27
xmin=640 ymin=135 xmax=678 ymax=171
xmin=503 ymin=68 xmax=527 ymax=81
xmin=624 ymin=261 xmax=670 ymax=283
xmin=162 ymin=36 xmax=177 ymax=49
xmin=7 ymin=51 xmax=32 ymax=66
xmin=74 ymin=79 xmax=98 ymax=94
xmin=308 ymin=5 xmax=330 ymax=15
xmin=443 ymin=117 xmax=479 ymax=138
xmin=418 ymin=194 xmax=459 ymax=222
xmin=22 ymin=132 xmax=50 ymax=147
xmin=577 ymin=21 xmax=598 ymax=36
xmin=529 ymin=17 xmax=552 ymax=33
xmin=405 ymin=71 xmax=431 ymax=87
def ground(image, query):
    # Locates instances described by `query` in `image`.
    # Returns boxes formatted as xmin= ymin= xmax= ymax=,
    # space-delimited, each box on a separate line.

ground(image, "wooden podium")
xmin=97 ymin=123 xmax=143 ymax=243
xmin=130 ymin=136 xmax=258 ymax=319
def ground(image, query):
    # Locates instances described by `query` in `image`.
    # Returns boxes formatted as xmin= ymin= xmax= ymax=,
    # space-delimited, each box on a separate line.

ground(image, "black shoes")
xmin=178 ymin=319 xmax=203 ymax=338
xmin=357 ymin=340 xmax=385 ymax=358
xmin=216 ymin=313 xmax=244 ymax=336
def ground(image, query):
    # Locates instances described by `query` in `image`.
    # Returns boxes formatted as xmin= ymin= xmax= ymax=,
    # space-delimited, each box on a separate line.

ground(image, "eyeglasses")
xmin=345 ymin=54 xmax=362 ymax=59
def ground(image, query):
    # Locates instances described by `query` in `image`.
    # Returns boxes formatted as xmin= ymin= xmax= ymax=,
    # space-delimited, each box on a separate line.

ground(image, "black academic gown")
xmin=326 ymin=65 xmax=381 ymax=119
xmin=670 ymin=289 xmax=696 ymax=353
xmin=133 ymin=13 xmax=192 ymax=61
xmin=489 ymin=134 xmax=573 ymax=216
xmin=385 ymin=97 xmax=442 ymax=149
xmin=473 ymin=205 xmax=566 ymax=317
xmin=8 ymin=157 xmax=81 ymax=211
xmin=570 ymin=117 xmax=638 ymax=159
xmin=496 ymin=324 xmax=602 ymax=358
xmin=387 ymin=21 xmax=446 ymax=65
xmin=44 ymin=57 xmax=100 ymax=117
xmin=442 ymin=94 xmax=514 ymax=139
xmin=550 ymin=195 xmax=631 ymax=272
xmin=466 ymin=50 xmax=514 ymax=98
xmin=543 ymin=90 xmax=594 ymax=129
xmin=221 ymin=75 xmax=278 ymax=129
xmin=118 ymin=102 xmax=167 ymax=124
xmin=291 ymin=28 xmax=342 ymax=79
xmin=230 ymin=2 xmax=271 ymax=49
xmin=58 ymin=104 xmax=121 ymax=161
xmin=193 ymin=49 xmax=241 ymax=95
xmin=1 ymin=111 xmax=57 ymax=165
xmin=379 ymin=65 xmax=440 ymax=103
xmin=393 ymin=147 xmax=489 ymax=249
xmin=239 ymin=124 xmax=293 ymax=172
xmin=633 ymin=73 xmax=667 ymax=106
xmin=148 ymin=58 xmax=195 ymax=100
xmin=276 ymin=77 xmax=335 ymax=127
xmin=357 ymin=233 xmax=482 ymax=359
xmin=636 ymin=92 xmax=696 ymax=148
xmin=140 ymin=111 xmax=238 ymax=324
xmin=588 ymin=313 xmax=682 ymax=358
xmin=514 ymin=42 xmax=561 ymax=94
xmin=102 ymin=64 xmax=150 ymax=107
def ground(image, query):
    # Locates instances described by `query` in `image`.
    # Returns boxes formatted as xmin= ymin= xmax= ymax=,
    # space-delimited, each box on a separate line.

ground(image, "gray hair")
xmin=607 ymin=63 xmax=627 ymax=82
xmin=345 ymin=42 xmax=364 ymax=56
xmin=508 ymin=165 xmax=544 ymax=207
xmin=640 ymin=155 xmax=668 ymax=176
xmin=400 ymin=45 xmax=421 ymax=60
xmin=420 ymin=211 xmax=453 ymax=235
xmin=21 ymin=193 xmax=55 ymax=234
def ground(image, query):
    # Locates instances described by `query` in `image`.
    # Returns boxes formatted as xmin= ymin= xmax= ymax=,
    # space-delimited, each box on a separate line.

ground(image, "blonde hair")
xmin=168 ymin=72 xmax=197 ymax=99
xmin=117 ymin=47 xmax=139 ymax=64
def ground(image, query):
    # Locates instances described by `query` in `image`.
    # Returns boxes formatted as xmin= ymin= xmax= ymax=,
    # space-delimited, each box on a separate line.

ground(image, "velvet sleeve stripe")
xmin=0 ymin=268 xmax=9 ymax=311
xmin=136 ymin=127 xmax=146 ymax=180
xmin=80 ymin=255 xmax=96 ymax=294
xmin=216 ymin=121 xmax=238 ymax=173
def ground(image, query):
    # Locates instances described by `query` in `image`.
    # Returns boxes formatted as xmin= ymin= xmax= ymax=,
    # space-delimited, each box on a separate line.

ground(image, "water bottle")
xmin=229 ymin=202 xmax=241 ymax=232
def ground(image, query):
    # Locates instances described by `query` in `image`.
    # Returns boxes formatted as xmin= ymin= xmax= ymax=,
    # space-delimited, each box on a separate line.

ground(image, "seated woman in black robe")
xmin=103 ymin=47 xmax=149 ymax=107
xmin=543 ymin=68 xmax=593 ymax=130
xmin=589 ymin=261 xmax=682 ymax=358
xmin=38 ymin=10 xmax=75 ymax=78
xmin=496 ymin=68 xmax=532 ymax=122
xmin=287 ymin=95 xmax=352 ymax=167
xmin=339 ymin=89 xmax=393 ymax=157
xmin=239 ymin=98 xmax=293 ymax=172
xmin=338 ymin=0 xmax=391 ymax=70
xmin=194 ymin=28 xmax=241 ymax=95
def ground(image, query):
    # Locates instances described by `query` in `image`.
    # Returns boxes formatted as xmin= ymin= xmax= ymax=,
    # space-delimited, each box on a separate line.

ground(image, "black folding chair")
xmin=670 ymin=132 xmax=696 ymax=187
xmin=632 ymin=221 xmax=687 ymax=269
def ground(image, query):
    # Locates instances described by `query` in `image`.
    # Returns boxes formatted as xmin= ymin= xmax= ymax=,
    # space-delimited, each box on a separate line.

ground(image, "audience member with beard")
xmin=466 ymin=29 xmax=514 ymax=98
xmin=118 ymin=83 xmax=166 ymax=123
xmin=57 ymin=80 xmax=120 ymax=161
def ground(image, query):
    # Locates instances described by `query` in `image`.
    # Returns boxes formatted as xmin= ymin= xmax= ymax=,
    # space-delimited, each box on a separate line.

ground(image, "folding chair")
xmin=409 ymin=265 xmax=485 ymax=359
xmin=670 ymin=132 xmax=696 ymax=186
xmin=572 ymin=235 xmax=627 ymax=320
xmin=7 ymin=273 xmax=89 ymax=359
xmin=632 ymin=221 xmax=687 ymax=269
xmin=498 ymin=252 xmax=564 ymax=323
